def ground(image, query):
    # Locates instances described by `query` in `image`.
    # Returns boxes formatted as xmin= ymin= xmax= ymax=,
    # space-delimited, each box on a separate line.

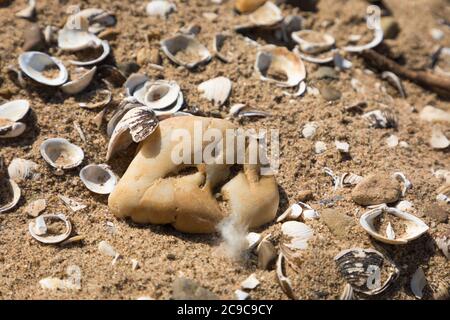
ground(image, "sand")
xmin=0 ymin=0 xmax=449 ymax=300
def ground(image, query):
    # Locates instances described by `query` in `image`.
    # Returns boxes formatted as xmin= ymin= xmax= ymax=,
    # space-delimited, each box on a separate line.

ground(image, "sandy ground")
xmin=0 ymin=0 xmax=449 ymax=300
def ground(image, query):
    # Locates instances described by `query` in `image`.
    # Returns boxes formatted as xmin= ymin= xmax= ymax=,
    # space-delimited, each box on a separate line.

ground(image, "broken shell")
xmin=436 ymin=236 xmax=449 ymax=259
xmin=69 ymin=40 xmax=111 ymax=66
xmin=80 ymin=164 xmax=118 ymax=195
xmin=106 ymin=106 xmax=159 ymax=160
xmin=256 ymin=234 xmax=276 ymax=270
xmin=58 ymin=195 xmax=86 ymax=212
xmin=146 ymin=0 xmax=176 ymax=18
xmin=0 ymin=121 xmax=26 ymax=138
xmin=335 ymin=140 xmax=349 ymax=153
xmin=381 ymin=71 xmax=406 ymax=98
xmin=66 ymin=8 xmax=116 ymax=34
xmin=213 ymin=33 xmax=233 ymax=63
xmin=160 ymin=34 xmax=211 ymax=69
xmin=248 ymin=2 xmax=283 ymax=27
xmin=16 ymin=0 xmax=36 ymax=19
xmin=61 ymin=66 xmax=97 ymax=95
xmin=18 ymin=51 xmax=68 ymax=86
xmin=386 ymin=134 xmax=399 ymax=148
xmin=301 ymin=122 xmax=318 ymax=139
xmin=291 ymin=30 xmax=335 ymax=54
xmin=343 ymin=13 xmax=383 ymax=53
xmin=58 ymin=28 xmax=102 ymax=51
xmin=246 ymin=232 xmax=262 ymax=250
xmin=334 ymin=248 xmax=399 ymax=296
xmin=241 ymin=273 xmax=260 ymax=290
xmin=235 ymin=289 xmax=249 ymax=300
xmin=360 ymin=206 xmax=429 ymax=245
xmin=25 ymin=199 xmax=47 ymax=217
xmin=429 ymin=126 xmax=449 ymax=149
xmin=363 ymin=108 xmax=397 ymax=129
xmin=28 ymin=213 xmax=72 ymax=244
xmin=40 ymin=138 xmax=84 ymax=170
xmin=255 ymin=45 xmax=306 ymax=87
xmin=142 ymin=80 xmax=184 ymax=115
xmin=0 ymin=179 xmax=21 ymax=213
xmin=198 ymin=77 xmax=232 ymax=107
xmin=276 ymin=253 xmax=297 ymax=300
xmin=79 ymin=89 xmax=112 ymax=109
xmin=342 ymin=173 xmax=363 ymax=187
xmin=411 ymin=267 xmax=427 ymax=299
xmin=7 ymin=158 xmax=39 ymax=181
xmin=293 ymin=46 xmax=334 ymax=64
xmin=44 ymin=25 xmax=59 ymax=44
xmin=98 ymin=240 xmax=120 ymax=264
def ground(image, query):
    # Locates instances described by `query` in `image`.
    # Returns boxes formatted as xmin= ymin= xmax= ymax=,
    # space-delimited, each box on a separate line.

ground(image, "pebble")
xmin=172 ymin=277 xmax=219 ymax=300
xmin=321 ymin=209 xmax=355 ymax=239
xmin=314 ymin=141 xmax=327 ymax=154
xmin=386 ymin=134 xmax=399 ymax=148
xmin=312 ymin=67 xmax=339 ymax=80
xmin=23 ymin=23 xmax=45 ymax=51
xmin=320 ymin=85 xmax=341 ymax=101
xmin=351 ymin=173 xmax=402 ymax=205
xmin=297 ymin=190 xmax=314 ymax=202
xmin=235 ymin=0 xmax=267 ymax=13
xmin=24 ymin=199 xmax=46 ymax=217
xmin=424 ymin=204 xmax=448 ymax=224
xmin=381 ymin=17 xmax=400 ymax=39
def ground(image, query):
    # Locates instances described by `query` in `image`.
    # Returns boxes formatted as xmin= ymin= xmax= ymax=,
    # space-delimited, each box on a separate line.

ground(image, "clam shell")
xmin=255 ymin=45 xmax=306 ymax=87
xmin=198 ymin=77 xmax=232 ymax=107
xmin=80 ymin=164 xmax=118 ymax=195
xmin=106 ymin=106 xmax=159 ymax=160
xmin=146 ymin=0 xmax=176 ymax=18
xmin=410 ymin=267 xmax=427 ymax=299
xmin=249 ymin=2 xmax=283 ymax=27
xmin=28 ymin=213 xmax=72 ymax=244
xmin=58 ymin=195 xmax=86 ymax=212
xmin=281 ymin=221 xmax=313 ymax=250
xmin=124 ymin=73 xmax=149 ymax=97
xmin=58 ymin=28 xmax=102 ymax=51
xmin=359 ymin=206 xmax=429 ymax=245
xmin=0 ymin=121 xmax=26 ymax=138
xmin=334 ymin=248 xmax=399 ymax=295
xmin=69 ymin=40 xmax=111 ymax=66
xmin=0 ymin=99 xmax=30 ymax=122
xmin=40 ymin=138 xmax=84 ymax=170
xmin=61 ymin=66 xmax=97 ymax=95
xmin=291 ymin=30 xmax=335 ymax=54
xmin=0 ymin=179 xmax=21 ymax=213
xmin=7 ymin=158 xmax=39 ymax=181
xmin=213 ymin=33 xmax=233 ymax=63
xmin=160 ymin=34 xmax=211 ymax=69
xmin=18 ymin=51 xmax=68 ymax=86
xmin=106 ymin=101 xmax=139 ymax=137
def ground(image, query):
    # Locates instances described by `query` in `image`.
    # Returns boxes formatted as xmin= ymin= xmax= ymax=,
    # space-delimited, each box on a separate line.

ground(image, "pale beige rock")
xmin=108 ymin=116 xmax=279 ymax=233
xmin=352 ymin=173 xmax=402 ymax=205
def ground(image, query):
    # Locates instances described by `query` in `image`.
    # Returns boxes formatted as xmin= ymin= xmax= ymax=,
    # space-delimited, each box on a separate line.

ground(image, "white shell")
xmin=124 ymin=73 xmax=149 ymax=97
xmin=160 ymin=34 xmax=211 ymax=69
xmin=16 ymin=0 xmax=36 ymax=19
xmin=69 ymin=40 xmax=111 ymax=66
xmin=256 ymin=235 xmax=277 ymax=270
xmin=246 ymin=232 xmax=262 ymax=250
xmin=360 ymin=206 xmax=429 ymax=245
xmin=79 ymin=89 xmax=112 ymax=109
xmin=340 ymin=284 xmax=354 ymax=300
xmin=302 ymin=122 xmax=318 ymax=139
xmin=58 ymin=195 xmax=86 ymax=212
xmin=419 ymin=105 xmax=450 ymax=123
xmin=386 ymin=134 xmax=399 ymax=148
xmin=80 ymin=164 xmax=117 ymax=194
xmin=248 ymin=2 xmax=283 ymax=27
xmin=291 ymin=30 xmax=335 ymax=54
xmin=98 ymin=240 xmax=120 ymax=264
xmin=61 ymin=66 xmax=97 ymax=95
xmin=255 ymin=45 xmax=306 ymax=87
xmin=198 ymin=77 xmax=232 ymax=107
xmin=18 ymin=51 xmax=68 ymax=86
xmin=343 ymin=26 xmax=383 ymax=53
xmin=241 ymin=273 xmax=260 ymax=290
xmin=0 ymin=100 xmax=30 ymax=122
xmin=65 ymin=8 xmax=116 ymax=34
xmin=381 ymin=71 xmax=406 ymax=98
xmin=40 ymin=138 xmax=84 ymax=170
xmin=0 ymin=179 xmax=21 ymax=213
xmin=7 ymin=158 xmax=39 ymax=181
xmin=0 ymin=121 xmax=26 ymax=138
xmin=335 ymin=140 xmax=349 ymax=153
xmin=281 ymin=221 xmax=313 ymax=250
xmin=58 ymin=28 xmax=102 ymax=51
xmin=28 ymin=213 xmax=72 ymax=244
xmin=276 ymin=253 xmax=297 ymax=299
xmin=106 ymin=106 xmax=159 ymax=160
xmin=429 ymin=126 xmax=450 ymax=149
xmin=410 ymin=267 xmax=427 ymax=299
xmin=235 ymin=289 xmax=249 ymax=300
xmin=436 ymin=236 xmax=449 ymax=259
xmin=146 ymin=1 xmax=176 ymax=18
xmin=314 ymin=141 xmax=327 ymax=154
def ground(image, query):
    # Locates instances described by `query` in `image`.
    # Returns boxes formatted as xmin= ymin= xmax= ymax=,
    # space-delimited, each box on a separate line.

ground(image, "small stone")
xmin=23 ymin=23 xmax=45 ymax=51
xmin=297 ymin=190 xmax=314 ymax=202
xmin=320 ymin=85 xmax=341 ymax=101
xmin=172 ymin=277 xmax=219 ymax=300
xmin=312 ymin=67 xmax=339 ymax=80
xmin=381 ymin=17 xmax=400 ymax=39
xmin=25 ymin=199 xmax=46 ymax=217
xmin=321 ymin=209 xmax=355 ymax=239
xmin=351 ymin=173 xmax=402 ymax=205
xmin=314 ymin=141 xmax=327 ymax=154
xmin=424 ymin=204 xmax=448 ymax=224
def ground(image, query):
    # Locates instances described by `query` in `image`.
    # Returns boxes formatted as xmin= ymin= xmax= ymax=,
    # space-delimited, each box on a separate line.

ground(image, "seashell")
xmin=334 ymin=248 xmax=399 ymax=296
xmin=69 ymin=40 xmax=111 ymax=66
xmin=44 ymin=25 xmax=59 ymax=44
xmin=333 ymin=51 xmax=352 ymax=70
xmin=363 ymin=108 xmax=397 ymax=128
xmin=241 ymin=273 xmax=260 ymax=290
xmin=419 ymin=105 xmax=450 ymax=123
xmin=235 ymin=0 xmax=267 ymax=13
xmin=16 ymin=0 xmax=36 ymax=19
xmin=58 ymin=195 xmax=87 ymax=212
xmin=198 ymin=77 xmax=232 ymax=107
xmin=343 ymin=12 xmax=383 ymax=53
xmin=314 ymin=141 xmax=327 ymax=154
xmin=0 ymin=99 xmax=30 ymax=139
xmin=393 ymin=172 xmax=412 ymax=197
xmin=293 ymin=46 xmax=334 ymax=64
xmin=160 ymin=34 xmax=211 ymax=69
xmin=436 ymin=236 xmax=449 ymax=259
xmin=291 ymin=30 xmax=335 ymax=54
xmin=80 ymin=164 xmax=118 ymax=195
xmin=360 ymin=206 xmax=429 ymax=245
xmin=61 ymin=66 xmax=97 ymax=95
xmin=66 ymin=8 xmax=116 ymax=34
xmin=396 ymin=200 xmax=413 ymax=212
xmin=106 ymin=106 xmax=159 ymax=160
xmin=141 ymin=80 xmax=184 ymax=115
xmin=40 ymin=138 xmax=84 ymax=170
xmin=18 ymin=51 xmax=68 ymax=86
xmin=58 ymin=28 xmax=102 ymax=52
xmin=25 ymin=199 xmax=46 ymax=217
xmin=235 ymin=289 xmax=249 ymax=300
xmin=28 ymin=213 xmax=72 ymax=244
xmin=335 ymin=140 xmax=349 ymax=153
xmin=429 ymin=126 xmax=450 ymax=149
xmin=98 ymin=240 xmax=120 ymax=265
xmin=381 ymin=71 xmax=406 ymax=98
xmin=281 ymin=221 xmax=313 ymax=250
xmin=256 ymin=234 xmax=276 ymax=270
xmin=213 ymin=33 xmax=233 ymax=63
xmin=146 ymin=1 xmax=176 ymax=18
xmin=276 ymin=253 xmax=297 ymax=299
xmin=79 ymin=89 xmax=112 ymax=109
xmin=302 ymin=122 xmax=318 ymax=139
xmin=248 ymin=2 xmax=283 ymax=27
xmin=340 ymin=283 xmax=354 ymax=300
xmin=410 ymin=267 xmax=427 ymax=299
xmin=386 ymin=134 xmax=399 ymax=148
xmin=0 ymin=179 xmax=21 ymax=213
xmin=255 ymin=45 xmax=306 ymax=87
xmin=131 ymin=259 xmax=139 ymax=270
xmin=246 ymin=232 xmax=262 ymax=250
xmin=342 ymin=173 xmax=363 ymax=187
xmin=7 ymin=158 xmax=39 ymax=181
xmin=0 ymin=120 xmax=26 ymax=139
